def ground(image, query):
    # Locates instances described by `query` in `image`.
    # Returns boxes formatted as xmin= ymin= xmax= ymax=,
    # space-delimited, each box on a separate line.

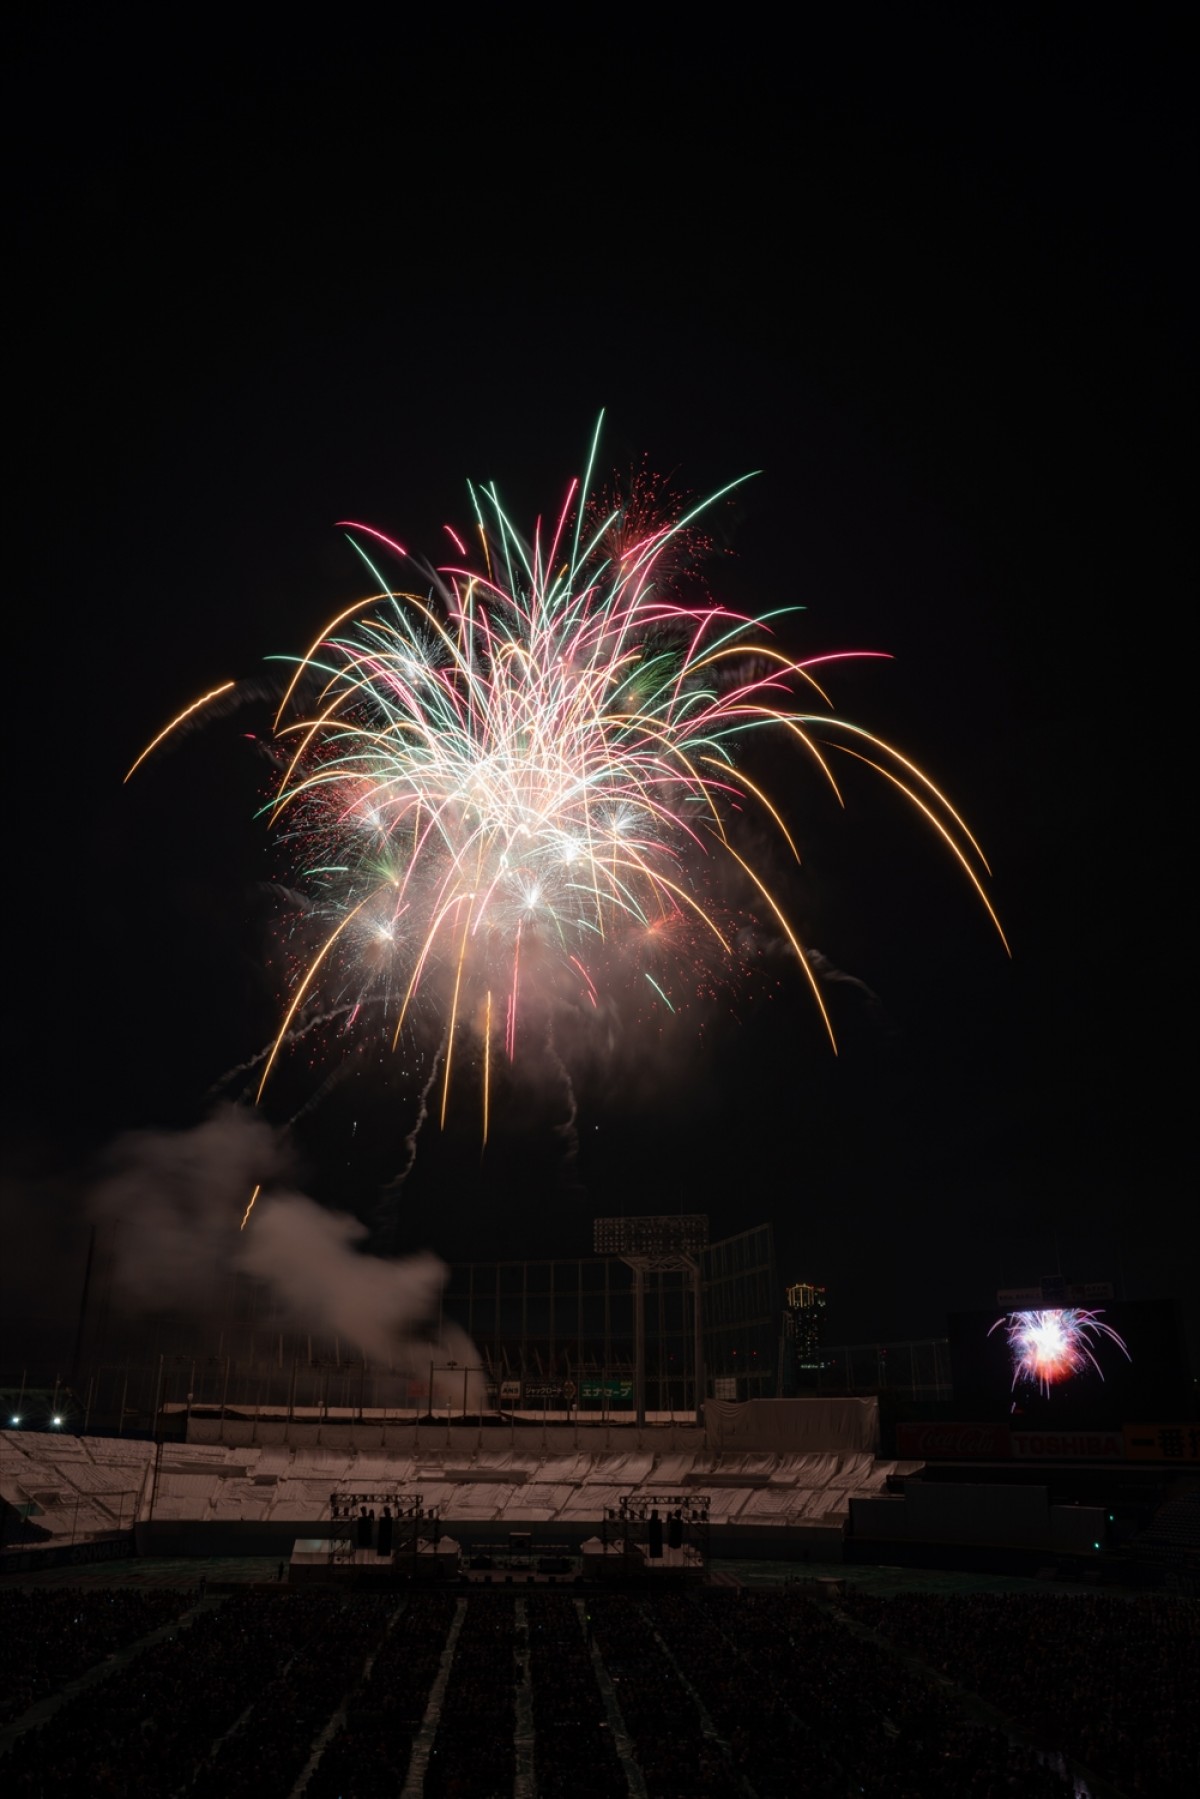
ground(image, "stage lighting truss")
xmin=599 ymin=1491 xmax=711 ymax=1566
xmin=606 ymin=1492 xmax=711 ymax=1524
xmin=328 ymin=1491 xmax=433 ymax=1520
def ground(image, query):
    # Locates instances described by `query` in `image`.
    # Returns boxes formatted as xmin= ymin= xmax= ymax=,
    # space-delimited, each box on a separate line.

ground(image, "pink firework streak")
xmin=990 ymin=1308 xmax=1132 ymax=1396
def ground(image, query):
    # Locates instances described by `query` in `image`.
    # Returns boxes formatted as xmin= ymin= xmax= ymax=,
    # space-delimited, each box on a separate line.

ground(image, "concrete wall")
xmin=132 ymin=1516 xmax=845 ymax=1563
xmin=185 ymin=1418 xmax=707 ymax=1455
xmin=182 ymin=1395 xmax=877 ymax=1457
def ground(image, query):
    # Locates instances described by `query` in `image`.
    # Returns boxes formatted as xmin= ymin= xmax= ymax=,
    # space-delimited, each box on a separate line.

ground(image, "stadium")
xmin=3 ymin=1214 xmax=1197 ymax=1797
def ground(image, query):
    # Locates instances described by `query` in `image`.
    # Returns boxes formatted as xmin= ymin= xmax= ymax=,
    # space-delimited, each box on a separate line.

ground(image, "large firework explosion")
xmin=990 ymin=1308 xmax=1132 ymax=1397
xmin=130 ymin=420 xmax=1007 ymax=1147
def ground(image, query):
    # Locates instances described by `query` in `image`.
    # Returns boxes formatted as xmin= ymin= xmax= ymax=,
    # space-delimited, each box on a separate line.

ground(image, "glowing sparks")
xmin=124 ymin=681 xmax=236 ymax=781
xmin=130 ymin=423 xmax=1007 ymax=1135
xmin=990 ymin=1308 xmax=1132 ymax=1395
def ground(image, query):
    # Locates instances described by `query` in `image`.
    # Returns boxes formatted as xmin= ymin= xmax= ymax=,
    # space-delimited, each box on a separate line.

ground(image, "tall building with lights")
xmin=783 ymin=1282 xmax=827 ymax=1391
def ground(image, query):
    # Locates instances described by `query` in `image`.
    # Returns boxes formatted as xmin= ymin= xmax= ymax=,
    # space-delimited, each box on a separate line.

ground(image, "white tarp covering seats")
xmin=703 ymin=1398 xmax=878 ymax=1454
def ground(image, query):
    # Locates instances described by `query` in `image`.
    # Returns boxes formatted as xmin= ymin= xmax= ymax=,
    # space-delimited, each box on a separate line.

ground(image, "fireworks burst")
xmin=990 ymin=1308 xmax=1132 ymax=1396
xmin=130 ymin=418 xmax=1007 ymax=1142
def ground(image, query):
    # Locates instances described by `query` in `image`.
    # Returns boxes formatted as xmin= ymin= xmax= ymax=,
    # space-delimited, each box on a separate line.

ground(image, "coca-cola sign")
xmin=896 ymin=1422 xmax=1010 ymax=1459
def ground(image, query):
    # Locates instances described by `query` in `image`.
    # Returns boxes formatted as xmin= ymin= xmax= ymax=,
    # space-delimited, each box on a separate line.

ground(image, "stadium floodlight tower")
xmin=593 ymin=1215 xmax=708 ymax=1426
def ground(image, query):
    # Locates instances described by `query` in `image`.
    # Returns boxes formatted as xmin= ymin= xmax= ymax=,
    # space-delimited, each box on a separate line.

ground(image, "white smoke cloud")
xmin=237 ymin=1195 xmax=444 ymax=1366
xmin=89 ymin=1106 xmax=277 ymax=1310
xmin=88 ymin=1104 xmax=477 ymax=1387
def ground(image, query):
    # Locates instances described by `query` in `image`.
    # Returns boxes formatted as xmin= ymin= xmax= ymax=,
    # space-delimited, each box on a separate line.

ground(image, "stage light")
xmin=9 ymin=1415 xmax=19 ymax=1426
xmin=51 ymin=1416 xmax=62 ymax=1426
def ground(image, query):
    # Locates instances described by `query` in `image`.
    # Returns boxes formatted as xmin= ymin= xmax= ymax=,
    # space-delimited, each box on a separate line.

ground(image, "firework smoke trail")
xmin=204 ymin=1005 xmax=356 ymax=1102
xmin=389 ymin=1035 xmax=447 ymax=1193
xmin=990 ymin=1308 xmax=1132 ymax=1397
xmin=130 ymin=418 xmax=1008 ymax=1139
xmin=545 ymin=1028 xmax=580 ymax=1170
xmin=282 ymin=1059 xmax=360 ymax=1130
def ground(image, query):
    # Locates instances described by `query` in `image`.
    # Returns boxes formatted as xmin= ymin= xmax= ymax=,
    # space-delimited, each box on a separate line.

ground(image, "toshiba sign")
xmin=1010 ymin=1430 xmax=1124 ymax=1460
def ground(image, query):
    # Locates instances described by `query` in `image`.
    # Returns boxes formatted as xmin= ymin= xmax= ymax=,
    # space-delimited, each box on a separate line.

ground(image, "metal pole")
xmin=657 ymin=1272 xmax=665 ymax=1420
xmin=634 ymin=1267 xmax=646 ymax=1431
xmin=148 ymin=1438 xmax=164 ymax=1525
xmin=692 ymin=1259 xmax=705 ymax=1426
xmin=70 ymin=1225 xmax=96 ymax=1382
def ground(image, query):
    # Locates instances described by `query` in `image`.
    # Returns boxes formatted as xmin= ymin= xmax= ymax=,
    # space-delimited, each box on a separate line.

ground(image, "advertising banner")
xmin=1010 ymin=1430 xmax=1125 ymax=1460
xmin=581 ymin=1378 xmax=633 ymax=1401
xmin=896 ymin=1422 xmax=1010 ymax=1460
xmin=1123 ymin=1423 xmax=1200 ymax=1462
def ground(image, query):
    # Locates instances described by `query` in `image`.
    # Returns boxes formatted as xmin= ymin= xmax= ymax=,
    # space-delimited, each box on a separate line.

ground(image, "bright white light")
xmin=51 ymin=1415 xmax=62 ymax=1426
xmin=9 ymin=1415 xmax=19 ymax=1425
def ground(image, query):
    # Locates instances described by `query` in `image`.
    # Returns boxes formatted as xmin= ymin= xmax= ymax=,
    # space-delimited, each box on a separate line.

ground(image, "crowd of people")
xmin=587 ymin=1589 xmax=743 ymax=1796
xmin=527 ymin=1591 xmax=626 ymax=1798
xmin=691 ymin=1588 xmax=1077 ymax=1798
xmin=842 ymin=1586 xmax=1200 ymax=1798
xmin=0 ymin=1588 xmax=190 ymax=1726
xmin=187 ymin=1593 xmax=395 ymax=1799
xmin=423 ymin=1590 xmax=516 ymax=1797
xmin=1 ymin=1579 xmax=1195 ymax=1794
xmin=1 ymin=1590 xmax=362 ymax=1796
xmin=304 ymin=1591 xmax=457 ymax=1798
xmin=649 ymin=1588 xmax=842 ymax=1795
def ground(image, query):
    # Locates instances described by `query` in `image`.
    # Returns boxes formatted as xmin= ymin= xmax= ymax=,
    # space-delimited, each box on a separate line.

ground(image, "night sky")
xmin=4 ymin=18 xmax=1192 ymax=1363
